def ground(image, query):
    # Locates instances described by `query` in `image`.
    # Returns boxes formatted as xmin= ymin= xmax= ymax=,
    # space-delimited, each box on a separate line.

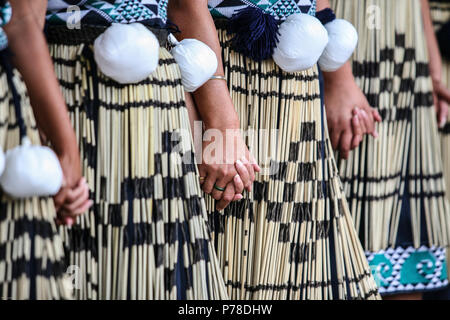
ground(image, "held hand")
xmin=53 ymin=152 xmax=82 ymax=211
xmin=55 ymin=178 xmax=92 ymax=226
xmin=432 ymin=79 xmax=450 ymax=128
xmin=198 ymin=127 xmax=260 ymax=209
xmin=54 ymin=152 xmax=92 ymax=226
xmin=215 ymin=177 xmax=244 ymax=211
xmin=325 ymin=78 xmax=381 ymax=159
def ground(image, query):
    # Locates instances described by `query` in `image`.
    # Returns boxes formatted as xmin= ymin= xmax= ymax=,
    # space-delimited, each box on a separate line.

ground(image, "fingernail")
xmin=236 ymin=159 xmax=243 ymax=167
xmin=373 ymin=131 xmax=379 ymax=138
xmin=66 ymin=218 xmax=73 ymax=227
xmin=236 ymin=194 xmax=243 ymax=200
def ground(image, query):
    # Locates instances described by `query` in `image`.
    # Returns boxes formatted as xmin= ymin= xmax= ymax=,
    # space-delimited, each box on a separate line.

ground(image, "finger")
xmin=233 ymin=194 xmax=244 ymax=201
xmin=339 ymin=130 xmax=353 ymax=159
xmin=202 ymin=172 xmax=218 ymax=194
xmin=330 ymin=128 xmax=342 ymax=151
xmin=216 ymin=184 xmax=235 ymax=211
xmin=65 ymin=199 xmax=93 ymax=217
xmin=64 ymin=216 xmax=75 ymax=227
xmin=235 ymin=159 xmax=251 ymax=190
xmin=249 ymin=154 xmax=261 ymax=173
xmin=358 ymin=108 xmax=374 ymax=134
xmin=233 ymin=174 xmax=244 ymax=195
xmin=211 ymin=182 xmax=226 ymax=201
xmin=72 ymin=199 xmax=93 ymax=215
xmin=241 ymin=158 xmax=255 ymax=189
xmin=53 ymin=187 xmax=69 ymax=211
xmin=63 ymin=184 xmax=90 ymax=213
xmin=372 ymin=109 xmax=382 ymax=122
xmin=198 ymin=166 xmax=207 ymax=185
xmin=65 ymin=178 xmax=87 ymax=203
xmin=360 ymin=108 xmax=378 ymax=138
xmin=212 ymin=168 xmax=237 ymax=200
xmin=439 ymin=100 xmax=449 ymax=128
xmin=351 ymin=115 xmax=363 ymax=149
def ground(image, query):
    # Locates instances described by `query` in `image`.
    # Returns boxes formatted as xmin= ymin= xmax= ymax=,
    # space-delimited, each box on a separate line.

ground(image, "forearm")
xmin=168 ymin=0 xmax=239 ymax=130
xmin=30 ymin=0 xmax=48 ymax=30
xmin=322 ymin=62 xmax=355 ymax=89
xmin=421 ymin=0 xmax=442 ymax=81
xmin=4 ymin=1 xmax=79 ymax=159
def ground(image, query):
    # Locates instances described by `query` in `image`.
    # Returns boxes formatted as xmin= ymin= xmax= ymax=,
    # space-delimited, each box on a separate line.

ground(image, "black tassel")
xmin=228 ymin=6 xmax=279 ymax=62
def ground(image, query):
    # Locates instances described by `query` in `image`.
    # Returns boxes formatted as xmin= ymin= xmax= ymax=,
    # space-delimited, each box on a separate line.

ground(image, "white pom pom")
xmin=0 ymin=147 xmax=5 ymax=177
xmin=318 ymin=19 xmax=358 ymax=72
xmin=273 ymin=13 xmax=329 ymax=72
xmin=0 ymin=138 xmax=63 ymax=198
xmin=169 ymin=35 xmax=218 ymax=92
xmin=94 ymin=23 xmax=160 ymax=84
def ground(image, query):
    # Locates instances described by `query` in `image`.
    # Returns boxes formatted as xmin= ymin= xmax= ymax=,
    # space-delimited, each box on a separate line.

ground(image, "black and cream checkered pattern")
xmin=0 ymin=65 xmax=72 ymax=300
xmin=46 ymin=27 xmax=227 ymax=300
xmin=331 ymin=0 xmax=450 ymax=254
xmin=204 ymin=26 xmax=380 ymax=300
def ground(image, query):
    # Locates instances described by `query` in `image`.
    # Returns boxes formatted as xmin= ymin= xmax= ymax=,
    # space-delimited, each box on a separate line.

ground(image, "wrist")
xmin=204 ymin=118 xmax=240 ymax=131
xmin=431 ymin=73 xmax=442 ymax=84
xmin=58 ymin=151 xmax=82 ymax=187
xmin=323 ymin=63 xmax=354 ymax=85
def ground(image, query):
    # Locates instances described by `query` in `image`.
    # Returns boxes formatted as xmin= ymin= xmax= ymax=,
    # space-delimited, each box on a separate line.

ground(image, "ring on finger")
xmin=213 ymin=184 xmax=226 ymax=192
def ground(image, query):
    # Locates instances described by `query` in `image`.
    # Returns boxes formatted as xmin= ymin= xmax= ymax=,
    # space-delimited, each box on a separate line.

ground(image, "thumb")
xmin=439 ymin=100 xmax=449 ymax=129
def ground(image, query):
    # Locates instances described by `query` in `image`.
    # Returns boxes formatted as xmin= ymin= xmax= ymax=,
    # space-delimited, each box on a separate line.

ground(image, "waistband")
xmin=45 ymin=24 xmax=169 ymax=47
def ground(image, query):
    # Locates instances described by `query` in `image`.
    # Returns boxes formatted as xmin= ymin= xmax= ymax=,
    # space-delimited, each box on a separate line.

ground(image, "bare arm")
xmin=4 ymin=0 xmax=79 ymax=172
xmin=4 ymin=0 xmax=91 ymax=220
xmin=421 ymin=0 xmax=450 ymax=127
xmin=422 ymin=0 xmax=442 ymax=83
xmin=168 ymin=0 xmax=239 ymax=130
xmin=317 ymin=0 xmax=381 ymax=158
xmin=168 ymin=0 xmax=260 ymax=210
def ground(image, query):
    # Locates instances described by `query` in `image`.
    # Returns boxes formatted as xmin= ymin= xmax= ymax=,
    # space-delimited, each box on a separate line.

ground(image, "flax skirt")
xmin=331 ymin=0 xmax=450 ymax=295
xmin=0 ymin=53 xmax=71 ymax=300
xmin=431 ymin=0 xmax=450 ymax=292
xmin=204 ymin=26 xmax=380 ymax=300
xmin=45 ymin=26 xmax=227 ymax=300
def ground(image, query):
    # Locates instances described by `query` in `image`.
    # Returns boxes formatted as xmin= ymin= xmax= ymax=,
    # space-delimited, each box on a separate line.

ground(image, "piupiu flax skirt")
xmin=45 ymin=26 xmax=227 ymax=300
xmin=204 ymin=26 xmax=380 ymax=300
xmin=430 ymin=0 xmax=450 ymax=294
xmin=0 ymin=53 xmax=72 ymax=300
xmin=331 ymin=0 xmax=450 ymax=295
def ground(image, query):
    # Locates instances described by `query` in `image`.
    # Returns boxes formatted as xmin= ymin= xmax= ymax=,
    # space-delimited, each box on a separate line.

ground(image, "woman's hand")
xmin=55 ymin=178 xmax=92 ymax=226
xmin=168 ymin=0 xmax=260 ymax=210
xmin=323 ymin=63 xmax=381 ymax=158
xmin=4 ymin=1 xmax=92 ymax=224
xmin=54 ymin=153 xmax=92 ymax=226
xmin=199 ymin=126 xmax=260 ymax=206
xmin=432 ymin=78 xmax=450 ymax=128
